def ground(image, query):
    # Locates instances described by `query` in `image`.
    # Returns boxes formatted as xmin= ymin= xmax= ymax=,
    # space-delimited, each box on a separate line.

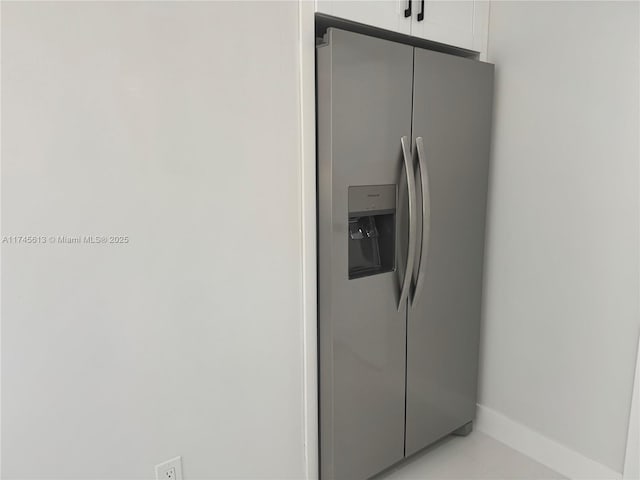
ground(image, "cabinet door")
xmin=405 ymin=48 xmax=494 ymax=456
xmin=410 ymin=0 xmax=475 ymax=50
xmin=316 ymin=0 xmax=412 ymax=35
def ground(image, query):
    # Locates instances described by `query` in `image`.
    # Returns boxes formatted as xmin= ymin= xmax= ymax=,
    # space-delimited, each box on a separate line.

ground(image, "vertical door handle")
xmin=399 ymin=136 xmax=417 ymax=311
xmin=417 ymin=0 xmax=425 ymax=21
xmin=411 ymin=137 xmax=430 ymax=305
xmin=404 ymin=0 xmax=412 ymax=17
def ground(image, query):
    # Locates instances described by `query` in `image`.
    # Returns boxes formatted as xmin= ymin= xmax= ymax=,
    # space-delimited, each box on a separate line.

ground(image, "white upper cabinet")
xmin=315 ymin=0 xmax=490 ymax=58
xmin=316 ymin=0 xmax=412 ymax=36
xmin=410 ymin=1 xmax=490 ymax=55
xmin=410 ymin=1 xmax=474 ymax=49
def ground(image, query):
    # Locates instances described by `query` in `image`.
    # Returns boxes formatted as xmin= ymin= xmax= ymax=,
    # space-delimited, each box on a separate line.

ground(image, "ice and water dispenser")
xmin=348 ymin=185 xmax=396 ymax=279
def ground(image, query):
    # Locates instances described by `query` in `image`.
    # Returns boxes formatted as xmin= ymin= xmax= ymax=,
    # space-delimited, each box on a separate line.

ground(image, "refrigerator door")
xmin=405 ymin=48 xmax=494 ymax=456
xmin=317 ymin=28 xmax=413 ymax=480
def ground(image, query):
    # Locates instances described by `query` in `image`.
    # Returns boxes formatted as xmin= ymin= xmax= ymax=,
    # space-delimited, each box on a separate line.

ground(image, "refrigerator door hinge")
xmin=316 ymin=32 xmax=329 ymax=48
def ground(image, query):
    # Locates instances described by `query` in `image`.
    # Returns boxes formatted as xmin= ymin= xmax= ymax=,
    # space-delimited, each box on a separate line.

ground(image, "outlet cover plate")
xmin=155 ymin=456 xmax=183 ymax=480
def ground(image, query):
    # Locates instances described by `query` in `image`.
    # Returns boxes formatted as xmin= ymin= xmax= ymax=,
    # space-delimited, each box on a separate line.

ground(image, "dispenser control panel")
xmin=348 ymin=184 xmax=396 ymax=215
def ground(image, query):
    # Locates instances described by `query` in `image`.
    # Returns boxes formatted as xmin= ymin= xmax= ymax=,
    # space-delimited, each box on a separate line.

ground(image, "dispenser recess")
xmin=348 ymin=185 xmax=396 ymax=279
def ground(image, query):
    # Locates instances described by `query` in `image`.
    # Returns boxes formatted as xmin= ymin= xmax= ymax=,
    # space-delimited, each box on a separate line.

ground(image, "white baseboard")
xmin=622 ymin=334 xmax=640 ymax=480
xmin=476 ymin=404 xmax=622 ymax=480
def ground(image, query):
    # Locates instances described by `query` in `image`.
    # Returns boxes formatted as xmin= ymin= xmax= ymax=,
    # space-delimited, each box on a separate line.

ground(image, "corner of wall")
xmin=298 ymin=1 xmax=319 ymax=479
xmin=476 ymin=405 xmax=622 ymax=480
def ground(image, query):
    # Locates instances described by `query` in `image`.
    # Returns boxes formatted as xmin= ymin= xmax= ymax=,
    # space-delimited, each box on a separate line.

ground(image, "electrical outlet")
xmin=155 ymin=456 xmax=183 ymax=480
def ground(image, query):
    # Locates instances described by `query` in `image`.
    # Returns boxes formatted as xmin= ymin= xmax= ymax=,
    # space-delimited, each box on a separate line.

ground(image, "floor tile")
xmin=378 ymin=431 xmax=566 ymax=480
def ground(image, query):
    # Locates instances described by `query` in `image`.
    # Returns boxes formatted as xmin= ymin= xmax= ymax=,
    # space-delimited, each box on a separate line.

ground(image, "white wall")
xmin=481 ymin=0 xmax=640 ymax=474
xmin=1 ymin=2 xmax=306 ymax=478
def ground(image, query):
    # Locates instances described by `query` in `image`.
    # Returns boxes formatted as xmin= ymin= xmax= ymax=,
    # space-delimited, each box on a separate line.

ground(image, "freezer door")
xmin=317 ymin=28 xmax=413 ymax=480
xmin=405 ymin=48 xmax=494 ymax=456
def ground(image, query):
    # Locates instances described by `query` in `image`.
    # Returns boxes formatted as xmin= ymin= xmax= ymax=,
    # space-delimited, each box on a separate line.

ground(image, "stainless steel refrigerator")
xmin=317 ymin=27 xmax=494 ymax=480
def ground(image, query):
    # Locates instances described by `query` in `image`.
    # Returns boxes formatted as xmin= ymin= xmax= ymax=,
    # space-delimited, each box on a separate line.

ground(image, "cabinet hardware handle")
xmin=404 ymin=0 xmax=412 ymax=18
xmin=417 ymin=0 xmax=425 ymax=21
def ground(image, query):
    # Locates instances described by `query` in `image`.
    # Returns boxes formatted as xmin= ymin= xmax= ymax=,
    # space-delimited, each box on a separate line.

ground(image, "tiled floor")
xmin=377 ymin=431 xmax=566 ymax=480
